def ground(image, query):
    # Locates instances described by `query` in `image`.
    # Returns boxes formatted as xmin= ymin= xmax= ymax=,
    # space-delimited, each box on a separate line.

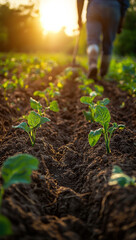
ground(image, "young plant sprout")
xmin=13 ymin=111 xmax=50 ymax=146
xmin=0 ymin=154 xmax=39 ymax=237
xmin=77 ymin=72 xmax=104 ymax=95
xmin=13 ymin=95 xmax=59 ymax=146
xmin=109 ymin=165 xmax=136 ymax=187
xmin=80 ymin=92 xmax=110 ymax=123
xmin=30 ymin=97 xmax=59 ymax=114
xmin=109 ymin=60 xmax=136 ymax=96
xmin=56 ymin=67 xmax=79 ymax=86
xmin=33 ymin=82 xmax=60 ymax=111
xmin=30 ymin=97 xmax=42 ymax=115
xmin=0 ymin=80 xmax=16 ymax=100
xmin=88 ymin=105 xmax=125 ymax=154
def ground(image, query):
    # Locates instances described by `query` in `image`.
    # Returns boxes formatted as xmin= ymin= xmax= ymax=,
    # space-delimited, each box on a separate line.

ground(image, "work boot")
xmin=87 ymin=44 xmax=99 ymax=79
xmin=100 ymin=55 xmax=111 ymax=77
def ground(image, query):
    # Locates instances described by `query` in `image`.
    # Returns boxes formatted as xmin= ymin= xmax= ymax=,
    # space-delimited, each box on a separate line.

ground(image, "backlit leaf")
xmin=109 ymin=165 xmax=136 ymax=187
xmin=28 ymin=111 xmax=41 ymax=128
xmin=30 ymin=97 xmax=42 ymax=112
xmin=49 ymin=100 xmax=59 ymax=112
xmin=12 ymin=122 xmax=30 ymax=133
xmin=94 ymin=106 xmax=111 ymax=126
xmin=80 ymin=96 xmax=94 ymax=105
xmin=83 ymin=111 xmax=93 ymax=121
xmin=97 ymin=98 xmax=110 ymax=106
xmin=0 ymin=215 xmax=12 ymax=237
xmin=94 ymin=84 xmax=104 ymax=94
xmin=33 ymin=91 xmax=45 ymax=98
xmin=88 ymin=128 xmax=102 ymax=147
xmin=36 ymin=116 xmax=50 ymax=129
xmin=112 ymin=165 xmax=123 ymax=174
xmin=2 ymin=154 xmax=39 ymax=189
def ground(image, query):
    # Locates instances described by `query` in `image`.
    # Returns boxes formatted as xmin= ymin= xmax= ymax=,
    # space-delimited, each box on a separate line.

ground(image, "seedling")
xmin=0 ymin=153 xmax=39 ymax=237
xmin=109 ymin=59 xmax=136 ymax=96
xmin=88 ymin=105 xmax=125 ymax=153
xmin=0 ymin=80 xmax=16 ymax=100
xmin=33 ymin=83 xmax=60 ymax=112
xmin=77 ymin=72 xmax=104 ymax=95
xmin=80 ymin=93 xmax=110 ymax=123
xmin=30 ymin=97 xmax=59 ymax=113
xmin=30 ymin=97 xmax=42 ymax=115
xmin=13 ymin=111 xmax=50 ymax=146
xmin=56 ymin=67 xmax=78 ymax=85
xmin=109 ymin=165 xmax=136 ymax=187
xmin=12 ymin=74 xmax=25 ymax=88
xmin=63 ymin=67 xmax=75 ymax=79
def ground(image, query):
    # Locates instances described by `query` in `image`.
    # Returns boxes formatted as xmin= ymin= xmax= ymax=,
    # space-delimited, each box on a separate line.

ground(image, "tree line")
xmin=0 ymin=1 xmax=135 ymax=55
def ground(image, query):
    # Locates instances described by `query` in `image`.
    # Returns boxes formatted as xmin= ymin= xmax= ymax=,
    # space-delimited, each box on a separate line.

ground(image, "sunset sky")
xmin=0 ymin=0 xmax=87 ymax=35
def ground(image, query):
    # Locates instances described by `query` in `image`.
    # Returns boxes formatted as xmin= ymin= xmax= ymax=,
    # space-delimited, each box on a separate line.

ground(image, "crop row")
xmin=78 ymin=73 xmax=136 ymax=188
xmin=0 ymin=63 xmax=78 ymax=236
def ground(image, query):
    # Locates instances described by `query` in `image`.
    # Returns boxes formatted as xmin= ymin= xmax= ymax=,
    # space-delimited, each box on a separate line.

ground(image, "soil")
xmin=0 ymin=64 xmax=136 ymax=240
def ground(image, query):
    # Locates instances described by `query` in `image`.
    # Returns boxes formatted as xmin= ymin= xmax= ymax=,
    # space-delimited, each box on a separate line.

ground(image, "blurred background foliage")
xmin=114 ymin=0 xmax=136 ymax=55
xmin=0 ymin=0 xmax=135 ymax=55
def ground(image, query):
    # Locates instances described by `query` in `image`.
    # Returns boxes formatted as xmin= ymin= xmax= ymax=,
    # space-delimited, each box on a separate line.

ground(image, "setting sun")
xmin=0 ymin=0 xmax=87 ymax=35
xmin=39 ymin=0 xmax=78 ymax=35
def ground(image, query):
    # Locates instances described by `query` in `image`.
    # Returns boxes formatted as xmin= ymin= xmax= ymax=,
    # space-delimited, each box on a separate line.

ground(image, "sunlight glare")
xmin=40 ymin=0 xmax=77 ymax=35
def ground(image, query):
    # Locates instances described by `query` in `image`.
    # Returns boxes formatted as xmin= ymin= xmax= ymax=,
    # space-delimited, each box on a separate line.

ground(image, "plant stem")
xmin=104 ymin=131 xmax=111 ymax=154
xmin=0 ymin=186 xmax=4 ymax=212
xmin=29 ymin=132 xmax=35 ymax=147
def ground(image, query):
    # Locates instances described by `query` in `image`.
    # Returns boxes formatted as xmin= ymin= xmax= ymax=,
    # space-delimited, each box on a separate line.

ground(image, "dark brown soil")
xmin=0 ymin=65 xmax=136 ymax=240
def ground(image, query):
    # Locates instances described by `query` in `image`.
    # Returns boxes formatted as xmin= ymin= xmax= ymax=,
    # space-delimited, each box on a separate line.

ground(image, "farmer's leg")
xmin=86 ymin=21 xmax=101 ymax=78
xmin=86 ymin=4 xmax=102 ymax=78
xmin=100 ymin=4 xmax=121 ymax=76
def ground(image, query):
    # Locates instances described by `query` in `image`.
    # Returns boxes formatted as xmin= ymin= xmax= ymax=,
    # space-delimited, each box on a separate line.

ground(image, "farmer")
xmin=77 ymin=0 xmax=129 ymax=78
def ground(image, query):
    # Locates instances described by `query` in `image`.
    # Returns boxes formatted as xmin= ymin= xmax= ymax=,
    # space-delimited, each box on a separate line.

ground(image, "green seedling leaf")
xmin=28 ymin=111 xmax=41 ymax=128
xmin=30 ymin=97 xmax=42 ymax=112
xmin=94 ymin=85 xmax=104 ymax=94
xmin=97 ymin=98 xmax=110 ymax=106
xmin=84 ymin=79 xmax=94 ymax=85
xmin=80 ymin=96 xmax=94 ymax=105
xmin=33 ymin=91 xmax=45 ymax=99
xmin=83 ymin=111 xmax=93 ymax=121
xmin=95 ymin=106 xmax=111 ymax=126
xmin=79 ymin=85 xmax=92 ymax=94
xmin=108 ymin=122 xmax=118 ymax=134
xmin=0 ymin=215 xmax=12 ymax=237
xmin=36 ymin=116 xmax=50 ymax=129
xmin=49 ymin=100 xmax=59 ymax=112
xmin=110 ymin=175 xmax=129 ymax=187
xmin=108 ymin=123 xmax=125 ymax=134
xmin=118 ymin=124 xmax=125 ymax=130
xmin=104 ymin=121 xmax=110 ymax=132
xmin=2 ymin=154 xmax=39 ymax=189
xmin=13 ymin=122 xmax=30 ymax=133
xmin=112 ymin=165 xmax=123 ymax=174
xmin=109 ymin=165 xmax=136 ymax=187
xmin=88 ymin=128 xmax=102 ymax=147
xmin=40 ymin=117 xmax=50 ymax=124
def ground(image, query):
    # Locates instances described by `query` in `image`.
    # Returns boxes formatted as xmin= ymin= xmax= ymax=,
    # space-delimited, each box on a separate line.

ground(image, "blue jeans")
xmin=86 ymin=0 xmax=121 ymax=55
